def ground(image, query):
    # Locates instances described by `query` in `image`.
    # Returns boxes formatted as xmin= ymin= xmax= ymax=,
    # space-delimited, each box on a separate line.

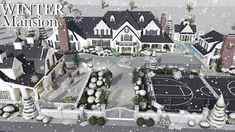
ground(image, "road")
xmin=0 ymin=121 xmax=234 ymax=132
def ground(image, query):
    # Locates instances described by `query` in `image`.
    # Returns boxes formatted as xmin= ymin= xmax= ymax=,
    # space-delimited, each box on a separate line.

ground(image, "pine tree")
xmin=38 ymin=27 xmax=48 ymax=40
xmin=20 ymin=88 xmax=38 ymax=120
xmin=166 ymin=15 xmax=173 ymax=37
xmin=27 ymin=29 xmax=35 ymax=37
xmin=207 ymin=94 xmax=227 ymax=128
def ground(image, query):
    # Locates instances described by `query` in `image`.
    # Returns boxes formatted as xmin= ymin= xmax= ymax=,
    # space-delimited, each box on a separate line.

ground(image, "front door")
xmin=122 ymin=47 xmax=131 ymax=54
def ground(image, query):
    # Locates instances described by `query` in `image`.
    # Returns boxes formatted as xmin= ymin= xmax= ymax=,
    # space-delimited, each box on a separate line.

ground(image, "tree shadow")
xmin=111 ymin=73 xmax=123 ymax=85
xmin=232 ymin=26 xmax=235 ymax=30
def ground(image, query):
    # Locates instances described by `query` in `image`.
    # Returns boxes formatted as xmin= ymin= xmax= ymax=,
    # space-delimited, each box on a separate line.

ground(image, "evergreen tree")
xmin=38 ymin=27 xmax=48 ymax=40
xmin=207 ymin=94 xmax=227 ymax=128
xmin=27 ymin=29 xmax=35 ymax=37
xmin=215 ymin=58 xmax=223 ymax=72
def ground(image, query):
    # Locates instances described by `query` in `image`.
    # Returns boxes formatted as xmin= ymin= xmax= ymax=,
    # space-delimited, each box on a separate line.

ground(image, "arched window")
xmin=124 ymin=34 xmax=130 ymax=41
xmin=139 ymin=15 xmax=144 ymax=22
xmin=110 ymin=15 xmax=115 ymax=22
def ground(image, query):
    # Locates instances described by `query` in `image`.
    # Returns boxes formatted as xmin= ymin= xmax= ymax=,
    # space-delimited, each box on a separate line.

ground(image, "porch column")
xmin=161 ymin=44 xmax=164 ymax=51
xmin=33 ymin=88 xmax=39 ymax=101
xmin=170 ymin=44 xmax=174 ymax=52
xmin=131 ymin=47 xmax=134 ymax=54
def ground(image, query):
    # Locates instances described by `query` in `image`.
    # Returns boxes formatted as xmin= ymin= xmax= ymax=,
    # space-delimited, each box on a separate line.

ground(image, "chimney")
xmin=58 ymin=18 xmax=70 ymax=53
xmin=220 ymin=34 xmax=235 ymax=69
xmin=160 ymin=13 xmax=167 ymax=32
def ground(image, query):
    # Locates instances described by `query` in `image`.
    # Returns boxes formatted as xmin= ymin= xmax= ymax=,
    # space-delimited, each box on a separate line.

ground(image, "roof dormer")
xmin=139 ymin=15 xmax=144 ymax=22
xmin=13 ymin=37 xmax=24 ymax=50
xmin=110 ymin=15 xmax=115 ymax=22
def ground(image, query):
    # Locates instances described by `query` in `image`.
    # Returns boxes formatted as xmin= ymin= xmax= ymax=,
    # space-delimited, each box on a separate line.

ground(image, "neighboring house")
xmin=174 ymin=19 xmax=197 ymax=43
xmin=47 ymin=10 xmax=175 ymax=54
xmin=0 ymin=38 xmax=64 ymax=101
xmin=192 ymin=30 xmax=224 ymax=68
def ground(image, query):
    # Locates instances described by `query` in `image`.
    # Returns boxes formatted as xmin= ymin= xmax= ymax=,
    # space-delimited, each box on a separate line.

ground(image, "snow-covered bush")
xmin=188 ymin=119 xmax=196 ymax=127
xmin=199 ymin=121 xmax=210 ymax=128
xmin=87 ymin=96 xmax=95 ymax=104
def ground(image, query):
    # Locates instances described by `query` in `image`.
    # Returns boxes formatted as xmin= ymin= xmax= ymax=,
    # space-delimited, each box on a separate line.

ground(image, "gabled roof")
xmin=103 ymin=10 xmax=160 ymax=30
xmin=64 ymin=10 xmax=162 ymax=39
xmin=15 ymin=37 xmax=24 ymax=42
xmin=193 ymin=30 xmax=224 ymax=56
xmin=174 ymin=20 xmax=197 ymax=34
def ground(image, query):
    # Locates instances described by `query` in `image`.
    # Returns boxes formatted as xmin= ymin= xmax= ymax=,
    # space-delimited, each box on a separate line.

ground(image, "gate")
xmin=105 ymin=107 xmax=135 ymax=121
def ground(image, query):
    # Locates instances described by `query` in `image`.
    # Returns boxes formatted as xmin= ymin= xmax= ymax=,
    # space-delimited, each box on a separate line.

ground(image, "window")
xmin=47 ymin=59 xmax=50 ymax=70
xmin=146 ymin=30 xmax=150 ymax=35
xmin=121 ymin=35 xmax=124 ymax=41
xmin=69 ymin=35 xmax=73 ymax=41
xmin=56 ymin=35 xmax=59 ymax=41
xmin=92 ymin=40 xmax=110 ymax=47
xmin=0 ymin=91 xmax=9 ymax=100
xmin=52 ymin=55 xmax=55 ymax=65
xmin=110 ymin=15 xmax=115 ymax=22
xmin=124 ymin=34 xmax=130 ymax=41
xmin=130 ymin=35 xmax=132 ymax=41
xmin=106 ymin=29 xmax=109 ymax=35
xmin=96 ymin=29 xmax=99 ymax=35
xmin=214 ymin=49 xmax=220 ymax=55
xmin=100 ymin=29 xmax=104 ymax=35
xmin=139 ymin=15 xmax=144 ymax=22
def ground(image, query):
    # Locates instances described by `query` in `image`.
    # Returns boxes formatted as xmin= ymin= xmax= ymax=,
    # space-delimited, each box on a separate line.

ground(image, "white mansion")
xmin=47 ymin=10 xmax=175 ymax=54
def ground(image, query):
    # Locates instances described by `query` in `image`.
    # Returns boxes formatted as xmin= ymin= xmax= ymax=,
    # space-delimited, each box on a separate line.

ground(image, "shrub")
xmin=132 ymin=68 xmax=139 ymax=84
xmin=63 ymin=96 xmax=76 ymax=103
xmin=136 ymin=117 xmax=146 ymax=126
xmin=97 ymin=117 xmax=106 ymax=126
xmin=215 ymin=58 xmax=222 ymax=72
xmin=88 ymin=116 xmax=97 ymax=125
xmin=80 ymin=96 xmax=87 ymax=104
xmin=132 ymin=94 xmax=146 ymax=105
xmin=146 ymin=118 xmax=155 ymax=127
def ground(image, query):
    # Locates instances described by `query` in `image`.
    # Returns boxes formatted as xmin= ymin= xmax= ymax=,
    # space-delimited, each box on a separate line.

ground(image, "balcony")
xmin=116 ymin=41 xmax=137 ymax=46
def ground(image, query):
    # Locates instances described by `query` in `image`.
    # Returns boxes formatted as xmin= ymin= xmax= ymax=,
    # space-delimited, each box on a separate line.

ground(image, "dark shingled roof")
xmin=15 ymin=37 xmax=24 ymax=42
xmin=0 ymin=50 xmax=4 ymax=54
xmin=0 ymin=40 xmax=49 ymax=87
xmin=140 ymin=32 xmax=174 ymax=43
xmin=174 ymin=20 xmax=197 ymax=34
xmin=64 ymin=10 xmax=165 ymax=42
xmin=0 ymin=58 xmax=14 ymax=68
xmin=193 ymin=30 xmax=224 ymax=56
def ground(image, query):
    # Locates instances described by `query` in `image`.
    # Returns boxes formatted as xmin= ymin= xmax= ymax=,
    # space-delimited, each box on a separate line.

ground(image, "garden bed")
xmin=78 ymin=68 xmax=112 ymax=110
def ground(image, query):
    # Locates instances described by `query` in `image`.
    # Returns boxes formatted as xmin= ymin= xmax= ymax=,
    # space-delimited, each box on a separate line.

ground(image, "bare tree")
xmin=186 ymin=0 xmax=193 ymax=13
xmin=129 ymin=0 xmax=137 ymax=10
xmin=100 ymin=0 xmax=109 ymax=9
xmin=58 ymin=0 xmax=63 ymax=4
xmin=67 ymin=3 xmax=73 ymax=13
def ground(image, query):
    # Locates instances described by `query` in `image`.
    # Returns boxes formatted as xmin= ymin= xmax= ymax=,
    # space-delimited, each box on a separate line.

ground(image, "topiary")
xmin=136 ymin=117 xmax=146 ymax=126
xmin=88 ymin=116 xmax=97 ymax=125
xmin=97 ymin=117 xmax=106 ymax=126
xmin=146 ymin=118 xmax=155 ymax=127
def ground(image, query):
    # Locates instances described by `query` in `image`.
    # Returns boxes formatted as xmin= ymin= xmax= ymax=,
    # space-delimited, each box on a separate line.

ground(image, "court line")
xmin=179 ymin=86 xmax=186 ymax=96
